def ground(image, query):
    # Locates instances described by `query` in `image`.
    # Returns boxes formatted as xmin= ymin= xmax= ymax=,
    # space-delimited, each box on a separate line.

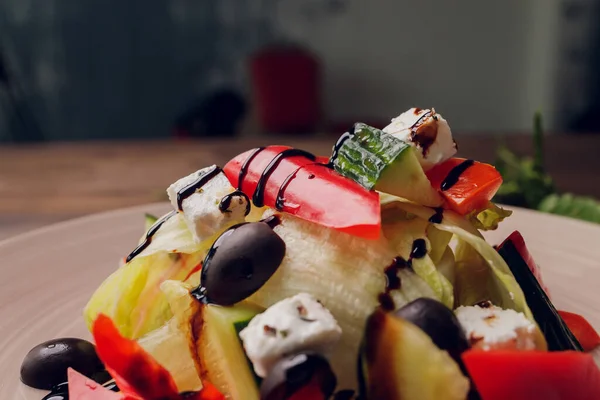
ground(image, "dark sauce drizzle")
xmin=275 ymin=165 xmax=305 ymax=210
xmin=440 ymin=159 xmax=474 ymax=191
xmin=377 ymin=257 xmax=409 ymax=311
xmin=125 ymin=210 xmax=177 ymax=263
xmin=261 ymin=214 xmax=282 ymax=228
xmin=428 ymin=207 xmax=444 ymax=224
xmin=328 ymin=125 xmax=357 ymax=166
xmin=176 ymin=165 xmax=222 ymax=211
xmin=377 ymin=238 xmax=429 ymax=310
xmin=411 ymin=238 xmax=428 ymax=259
xmin=218 ymin=190 xmax=251 ymax=216
xmin=237 ymin=146 xmax=266 ymax=189
xmin=253 ymin=149 xmax=316 ymax=208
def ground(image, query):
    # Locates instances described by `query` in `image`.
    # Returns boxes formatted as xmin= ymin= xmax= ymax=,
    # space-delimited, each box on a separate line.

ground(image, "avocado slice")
xmin=331 ymin=123 xmax=442 ymax=206
xmin=358 ymin=308 xmax=469 ymax=400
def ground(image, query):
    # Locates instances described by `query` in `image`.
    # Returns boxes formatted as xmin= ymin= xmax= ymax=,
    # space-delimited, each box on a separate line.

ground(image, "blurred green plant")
xmin=494 ymin=112 xmax=600 ymax=224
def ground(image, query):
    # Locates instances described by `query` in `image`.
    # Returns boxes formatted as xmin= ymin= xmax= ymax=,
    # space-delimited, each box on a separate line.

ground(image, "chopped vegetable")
xmin=558 ymin=311 xmax=600 ymax=352
xmin=223 ymin=145 xmax=381 ymax=239
xmin=93 ymin=314 xmax=181 ymax=399
xmin=194 ymin=302 xmax=263 ymax=399
xmin=358 ymin=308 xmax=469 ymax=400
xmin=247 ymin=209 xmax=437 ymax=390
xmin=496 ymin=233 xmax=582 ymax=351
xmin=329 ymin=123 xmax=442 ymax=206
xmin=463 ymin=350 xmax=600 ymax=400
xmin=67 ymin=368 xmax=121 ymax=400
xmin=426 ymin=158 xmax=503 ymax=215
xmin=466 ymin=202 xmax=513 ymax=231
xmin=84 ymin=249 xmax=204 ymax=339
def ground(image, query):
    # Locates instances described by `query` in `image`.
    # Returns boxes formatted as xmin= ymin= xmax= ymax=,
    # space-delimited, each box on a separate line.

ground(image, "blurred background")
xmin=1 ymin=0 xmax=600 ymax=143
xmin=2 ymin=0 xmax=600 ymax=239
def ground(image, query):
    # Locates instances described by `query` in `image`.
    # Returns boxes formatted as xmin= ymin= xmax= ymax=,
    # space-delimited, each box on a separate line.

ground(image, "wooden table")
xmin=1 ymin=134 xmax=599 ymax=240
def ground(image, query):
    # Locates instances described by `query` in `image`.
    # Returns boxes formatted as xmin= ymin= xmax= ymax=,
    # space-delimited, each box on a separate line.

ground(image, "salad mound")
xmin=21 ymin=108 xmax=600 ymax=400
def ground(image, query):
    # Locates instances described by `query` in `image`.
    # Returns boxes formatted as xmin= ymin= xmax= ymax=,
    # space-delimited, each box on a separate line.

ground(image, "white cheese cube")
xmin=383 ymin=108 xmax=457 ymax=171
xmin=166 ymin=166 xmax=249 ymax=243
xmin=239 ymin=293 xmax=342 ymax=378
xmin=455 ymin=302 xmax=538 ymax=351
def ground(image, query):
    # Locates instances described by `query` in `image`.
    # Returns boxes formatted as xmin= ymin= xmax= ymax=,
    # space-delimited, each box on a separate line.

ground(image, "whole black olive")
xmin=20 ymin=338 xmax=104 ymax=390
xmin=260 ymin=353 xmax=337 ymax=400
xmin=199 ymin=221 xmax=286 ymax=305
xmin=394 ymin=298 xmax=470 ymax=364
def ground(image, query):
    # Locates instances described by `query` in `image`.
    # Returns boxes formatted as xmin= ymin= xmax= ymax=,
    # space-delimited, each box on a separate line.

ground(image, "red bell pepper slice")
xmin=68 ymin=368 xmax=123 ymax=400
xmin=558 ymin=311 xmax=600 ymax=352
xmin=426 ymin=158 xmax=503 ymax=215
xmin=224 ymin=145 xmax=381 ymax=239
xmin=463 ymin=350 xmax=600 ymax=400
xmin=92 ymin=314 xmax=225 ymax=400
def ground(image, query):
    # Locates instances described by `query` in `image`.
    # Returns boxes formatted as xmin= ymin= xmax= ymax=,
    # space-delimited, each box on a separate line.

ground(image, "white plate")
xmin=1 ymin=203 xmax=599 ymax=399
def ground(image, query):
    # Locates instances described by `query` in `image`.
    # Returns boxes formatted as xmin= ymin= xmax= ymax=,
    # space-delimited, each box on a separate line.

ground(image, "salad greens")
xmin=495 ymin=112 xmax=600 ymax=223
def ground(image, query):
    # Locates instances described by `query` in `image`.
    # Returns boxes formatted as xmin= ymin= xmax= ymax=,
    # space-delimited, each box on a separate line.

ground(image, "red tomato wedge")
xmin=92 ymin=314 xmax=225 ymax=400
xmin=463 ymin=350 xmax=600 ymax=400
xmin=426 ymin=158 xmax=503 ymax=215
xmin=558 ymin=311 xmax=600 ymax=352
xmin=68 ymin=368 xmax=122 ymax=400
xmin=224 ymin=145 xmax=381 ymax=239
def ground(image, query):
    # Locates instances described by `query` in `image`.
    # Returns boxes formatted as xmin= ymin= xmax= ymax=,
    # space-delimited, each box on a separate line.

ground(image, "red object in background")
xmin=250 ymin=46 xmax=321 ymax=134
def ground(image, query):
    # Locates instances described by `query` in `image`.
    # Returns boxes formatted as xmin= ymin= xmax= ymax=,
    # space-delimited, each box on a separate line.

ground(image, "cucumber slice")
xmin=194 ymin=302 xmax=263 ymax=399
xmin=332 ymin=124 xmax=442 ymax=206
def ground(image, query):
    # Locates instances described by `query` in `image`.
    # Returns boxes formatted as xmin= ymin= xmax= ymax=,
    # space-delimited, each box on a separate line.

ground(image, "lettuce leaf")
xmin=84 ymin=250 xmax=205 ymax=339
xmin=138 ymin=280 xmax=203 ymax=392
xmin=467 ymin=202 xmax=513 ymax=231
xmin=411 ymin=253 xmax=454 ymax=308
xmin=436 ymin=223 xmax=534 ymax=320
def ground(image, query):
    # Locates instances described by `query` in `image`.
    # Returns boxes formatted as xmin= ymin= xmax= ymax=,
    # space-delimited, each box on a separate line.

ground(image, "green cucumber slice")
xmin=196 ymin=303 xmax=263 ymax=399
xmin=332 ymin=123 xmax=442 ymax=206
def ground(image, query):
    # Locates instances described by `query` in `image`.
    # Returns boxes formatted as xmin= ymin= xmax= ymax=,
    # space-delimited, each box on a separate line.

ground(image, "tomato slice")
xmin=463 ymin=350 xmax=600 ymax=400
xmin=426 ymin=158 xmax=503 ymax=215
xmin=558 ymin=311 xmax=600 ymax=352
xmin=224 ymin=146 xmax=381 ymax=239
xmin=67 ymin=368 xmax=122 ymax=400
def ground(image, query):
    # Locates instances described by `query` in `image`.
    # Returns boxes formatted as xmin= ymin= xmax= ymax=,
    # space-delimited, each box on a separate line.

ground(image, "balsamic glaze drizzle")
xmin=328 ymin=125 xmax=357 ymax=166
xmin=252 ymin=149 xmax=316 ymax=208
xmin=125 ymin=210 xmax=177 ymax=263
xmin=428 ymin=207 xmax=444 ymax=224
xmin=275 ymin=165 xmax=305 ymax=210
xmin=218 ymin=190 xmax=251 ymax=216
xmin=440 ymin=159 xmax=474 ymax=191
xmin=176 ymin=166 xmax=222 ymax=211
xmin=261 ymin=214 xmax=282 ymax=229
xmin=377 ymin=257 xmax=409 ymax=311
xmin=238 ymin=147 xmax=265 ymax=189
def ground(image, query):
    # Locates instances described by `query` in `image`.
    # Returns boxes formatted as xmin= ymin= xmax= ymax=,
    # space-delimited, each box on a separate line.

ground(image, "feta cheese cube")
xmin=455 ymin=302 xmax=538 ymax=351
xmin=383 ymin=108 xmax=457 ymax=171
xmin=239 ymin=293 xmax=342 ymax=378
xmin=166 ymin=166 xmax=249 ymax=243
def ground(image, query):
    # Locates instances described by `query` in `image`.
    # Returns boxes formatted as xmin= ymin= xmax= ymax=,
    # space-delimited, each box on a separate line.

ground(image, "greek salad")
xmin=20 ymin=108 xmax=600 ymax=400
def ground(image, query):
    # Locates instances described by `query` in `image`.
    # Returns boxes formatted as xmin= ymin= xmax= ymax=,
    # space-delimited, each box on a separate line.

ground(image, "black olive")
xmin=20 ymin=338 xmax=104 ymax=390
xmin=260 ymin=353 xmax=337 ymax=400
xmin=394 ymin=298 xmax=469 ymax=364
xmin=199 ymin=221 xmax=286 ymax=305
